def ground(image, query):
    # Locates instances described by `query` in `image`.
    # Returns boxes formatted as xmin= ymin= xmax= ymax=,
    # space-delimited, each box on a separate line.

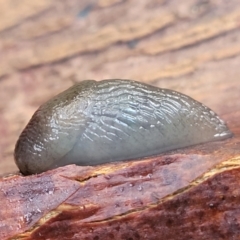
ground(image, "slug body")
xmin=14 ymin=79 xmax=232 ymax=175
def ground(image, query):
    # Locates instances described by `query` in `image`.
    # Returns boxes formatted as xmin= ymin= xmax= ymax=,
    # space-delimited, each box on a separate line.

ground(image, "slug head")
xmin=14 ymin=80 xmax=95 ymax=174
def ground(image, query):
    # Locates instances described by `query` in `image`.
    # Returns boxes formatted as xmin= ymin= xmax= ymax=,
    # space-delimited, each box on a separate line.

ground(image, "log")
xmin=0 ymin=109 xmax=240 ymax=239
xmin=0 ymin=0 xmax=240 ymax=239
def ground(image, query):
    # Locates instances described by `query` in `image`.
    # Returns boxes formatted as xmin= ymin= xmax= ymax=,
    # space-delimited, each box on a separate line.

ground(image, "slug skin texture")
xmin=14 ymin=79 xmax=232 ymax=175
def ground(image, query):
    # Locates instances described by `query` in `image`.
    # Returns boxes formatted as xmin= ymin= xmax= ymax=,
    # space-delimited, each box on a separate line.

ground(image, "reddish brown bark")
xmin=0 ymin=109 xmax=239 ymax=239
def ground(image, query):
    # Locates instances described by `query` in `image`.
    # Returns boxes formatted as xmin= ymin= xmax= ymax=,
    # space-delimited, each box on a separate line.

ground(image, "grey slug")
xmin=14 ymin=79 xmax=232 ymax=175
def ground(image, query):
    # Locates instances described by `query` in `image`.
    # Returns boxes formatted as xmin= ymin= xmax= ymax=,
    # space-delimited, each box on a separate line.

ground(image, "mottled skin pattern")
xmin=14 ymin=79 xmax=232 ymax=175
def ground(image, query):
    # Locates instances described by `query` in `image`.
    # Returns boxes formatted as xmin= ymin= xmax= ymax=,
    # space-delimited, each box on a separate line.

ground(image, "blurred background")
xmin=0 ymin=0 xmax=240 ymax=175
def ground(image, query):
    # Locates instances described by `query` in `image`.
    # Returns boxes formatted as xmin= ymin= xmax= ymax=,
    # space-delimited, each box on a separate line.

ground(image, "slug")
xmin=14 ymin=79 xmax=232 ymax=175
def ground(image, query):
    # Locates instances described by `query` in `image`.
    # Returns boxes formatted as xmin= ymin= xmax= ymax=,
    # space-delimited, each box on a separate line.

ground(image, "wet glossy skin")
xmin=14 ymin=79 xmax=232 ymax=175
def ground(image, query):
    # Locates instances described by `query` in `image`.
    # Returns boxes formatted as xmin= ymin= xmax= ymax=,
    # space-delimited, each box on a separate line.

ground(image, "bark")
xmin=0 ymin=0 xmax=240 ymax=239
xmin=0 ymin=112 xmax=240 ymax=239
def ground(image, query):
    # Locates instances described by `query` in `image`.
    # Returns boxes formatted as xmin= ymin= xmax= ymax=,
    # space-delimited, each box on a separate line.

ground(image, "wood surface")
xmin=0 ymin=0 xmax=240 ymax=239
xmin=0 ymin=126 xmax=240 ymax=239
xmin=1 ymin=0 xmax=240 ymax=175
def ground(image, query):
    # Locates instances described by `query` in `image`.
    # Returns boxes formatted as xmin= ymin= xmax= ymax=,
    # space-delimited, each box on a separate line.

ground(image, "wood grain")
xmin=0 ymin=1 xmax=240 ymax=238
xmin=0 ymin=0 xmax=240 ymax=174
